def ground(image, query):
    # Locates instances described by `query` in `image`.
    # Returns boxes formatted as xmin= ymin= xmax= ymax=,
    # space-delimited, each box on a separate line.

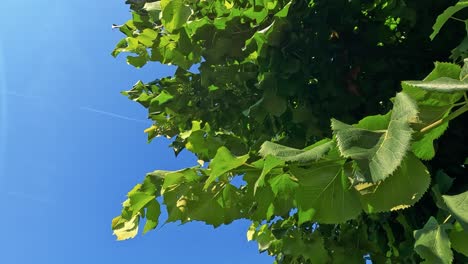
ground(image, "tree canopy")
xmin=112 ymin=0 xmax=468 ymax=262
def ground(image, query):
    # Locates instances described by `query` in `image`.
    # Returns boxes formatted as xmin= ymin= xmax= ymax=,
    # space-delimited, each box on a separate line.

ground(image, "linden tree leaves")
xmin=430 ymin=0 xmax=468 ymax=40
xmin=268 ymin=173 xmax=298 ymax=200
xmin=143 ymin=199 xmax=160 ymax=233
xmin=204 ymin=147 xmax=249 ymax=189
xmin=128 ymin=192 xmax=156 ymax=215
xmin=254 ymin=155 xmax=285 ymax=193
xmin=259 ymin=139 xmax=333 ymax=163
xmin=449 ymin=223 xmax=468 ymax=256
xmin=414 ymin=217 xmax=453 ymax=264
xmin=443 ymin=191 xmax=468 ymax=230
xmin=403 ymin=77 xmax=468 ymax=93
xmin=291 ymin=161 xmax=362 ymax=225
xmin=358 ymin=154 xmax=431 ymax=213
xmin=332 ymin=92 xmax=418 ymax=183
xmin=143 ymin=1 xmax=162 ymax=21
xmin=160 ymin=0 xmax=192 ymax=32
xmin=402 ymin=62 xmax=465 ymax=160
xmin=112 ymin=215 xmax=140 ymax=241
xmin=282 ymin=232 xmax=329 ymax=264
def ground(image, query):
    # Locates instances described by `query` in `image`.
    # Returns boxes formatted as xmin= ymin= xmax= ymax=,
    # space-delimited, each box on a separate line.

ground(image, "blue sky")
xmin=0 ymin=1 xmax=272 ymax=263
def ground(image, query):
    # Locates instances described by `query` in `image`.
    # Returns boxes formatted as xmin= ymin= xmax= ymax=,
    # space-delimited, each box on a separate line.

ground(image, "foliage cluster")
xmin=112 ymin=0 xmax=468 ymax=262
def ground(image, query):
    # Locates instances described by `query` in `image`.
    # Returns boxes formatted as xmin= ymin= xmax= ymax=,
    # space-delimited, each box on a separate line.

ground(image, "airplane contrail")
xmin=79 ymin=106 xmax=150 ymax=124
xmin=0 ymin=91 xmax=151 ymax=124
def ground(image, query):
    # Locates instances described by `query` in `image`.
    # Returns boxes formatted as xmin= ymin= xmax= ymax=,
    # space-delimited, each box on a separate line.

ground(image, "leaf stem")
xmin=420 ymin=103 xmax=468 ymax=133
xmin=450 ymin=16 xmax=466 ymax=23
xmin=443 ymin=214 xmax=452 ymax=224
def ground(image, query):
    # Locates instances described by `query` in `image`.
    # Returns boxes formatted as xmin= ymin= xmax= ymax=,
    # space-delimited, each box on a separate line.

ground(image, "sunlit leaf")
xmin=414 ymin=217 xmax=453 ymax=264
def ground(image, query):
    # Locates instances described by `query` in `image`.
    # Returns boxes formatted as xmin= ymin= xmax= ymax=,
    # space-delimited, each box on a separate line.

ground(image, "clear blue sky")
xmin=0 ymin=1 xmax=272 ymax=263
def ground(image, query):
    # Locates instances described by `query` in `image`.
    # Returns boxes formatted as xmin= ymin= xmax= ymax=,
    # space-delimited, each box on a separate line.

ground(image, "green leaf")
xmin=268 ymin=173 xmax=299 ymax=200
xmin=460 ymin=58 xmax=468 ymax=80
xmin=402 ymin=63 xmax=463 ymax=106
xmin=430 ymin=1 xmax=468 ymax=40
xmin=332 ymin=92 xmax=418 ymax=182
xmin=292 ymin=162 xmax=362 ymax=225
xmin=414 ymin=217 xmax=453 ymax=264
xmin=435 ymin=170 xmax=454 ymax=194
xmin=358 ymin=154 xmax=431 ymax=213
xmin=188 ymin=188 xmax=227 ymax=227
xmin=259 ymin=139 xmax=333 ymax=163
xmin=161 ymin=0 xmax=192 ymax=32
xmin=328 ymin=245 xmax=366 ymax=264
xmin=137 ymin=28 xmax=158 ymax=47
xmin=274 ymin=1 xmax=292 ymax=18
xmin=143 ymin=1 xmax=162 ymax=21
xmin=112 ymin=215 xmax=140 ymax=241
xmin=204 ymin=147 xmax=249 ymax=189
xmin=127 ymin=55 xmax=148 ymax=68
xmin=443 ymin=191 xmax=468 ymax=230
xmin=449 ymin=228 xmax=468 ymax=256
xmin=424 ymin=62 xmax=462 ymax=81
xmin=128 ymin=192 xmax=156 ymax=216
xmin=153 ymin=90 xmax=174 ymax=105
xmin=411 ymin=104 xmax=452 ymax=160
xmin=254 ymin=155 xmax=285 ymax=194
xmin=282 ymin=232 xmax=329 ymax=263
xmin=143 ymin=199 xmax=160 ymax=233
xmin=403 ymin=77 xmax=468 ymax=93
xmin=161 ymin=168 xmax=198 ymax=194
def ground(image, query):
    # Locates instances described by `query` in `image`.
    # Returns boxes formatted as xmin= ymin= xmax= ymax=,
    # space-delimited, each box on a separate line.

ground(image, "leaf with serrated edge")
xmin=259 ymin=139 xmax=333 ymax=163
xmin=414 ymin=217 xmax=453 ymax=264
xmin=358 ymin=154 xmax=431 ymax=213
xmin=332 ymin=92 xmax=417 ymax=183
xmin=443 ymin=191 xmax=468 ymax=230
xmin=404 ymin=77 xmax=468 ymax=93
xmin=292 ymin=161 xmax=361 ymax=225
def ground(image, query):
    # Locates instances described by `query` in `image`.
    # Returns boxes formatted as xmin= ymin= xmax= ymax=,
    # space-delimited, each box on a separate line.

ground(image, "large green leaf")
xmin=402 ymin=62 xmax=464 ymax=160
xmin=282 ymin=233 xmax=329 ymax=264
xmin=443 ymin=191 xmax=468 ymax=230
xmin=430 ymin=1 xmax=468 ymax=40
xmin=450 ymin=224 xmax=468 ymax=256
xmin=332 ymin=92 xmax=418 ymax=182
xmin=358 ymin=154 xmax=431 ymax=213
xmin=259 ymin=139 xmax=333 ymax=163
xmin=204 ymin=147 xmax=249 ymax=189
xmin=268 ymin=173 xmax=298 ymax=200
xmin=292 ymin=162 xmax=362 ymax=225
xmin=160 ymin=0 xmax=192 ymax=32
xmin=414 ymin=217 xmax=453 ymax=264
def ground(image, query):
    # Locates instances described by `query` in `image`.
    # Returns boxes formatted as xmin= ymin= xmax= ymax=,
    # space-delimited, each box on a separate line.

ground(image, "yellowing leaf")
xmin=112 ymin=215 xmax=140 ymax=241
